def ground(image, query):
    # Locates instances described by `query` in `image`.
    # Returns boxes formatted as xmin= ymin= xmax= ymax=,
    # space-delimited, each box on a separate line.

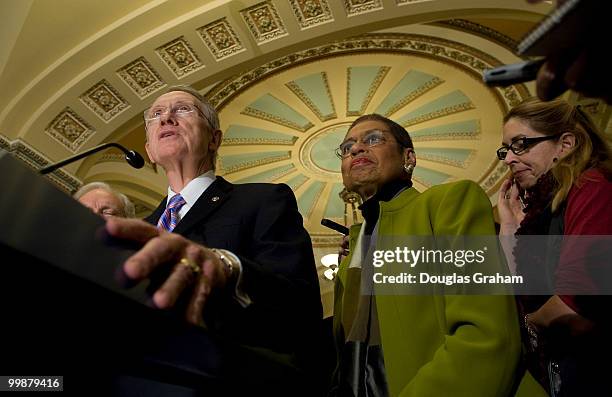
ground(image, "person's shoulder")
xmin=424 ymin=179 xmax=484 ymax=197
xmin=578 ymin=167 xmax=612 ymax=185
xmin=407 ymin=180 xmax=487 ymax=212
xmin=569 ymin=167 xmax=612 ymax=200
xmin=231 ymin=181 xmax=294 ymax=196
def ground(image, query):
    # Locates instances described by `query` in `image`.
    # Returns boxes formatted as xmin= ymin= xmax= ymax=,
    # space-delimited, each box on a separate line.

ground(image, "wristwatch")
xmin=211 ymin=248 xmax=234 ymax=279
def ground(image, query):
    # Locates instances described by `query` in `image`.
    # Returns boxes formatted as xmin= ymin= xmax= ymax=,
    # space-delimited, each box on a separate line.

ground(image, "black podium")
xmin=0 ymin=150 xmax=309 ymax=396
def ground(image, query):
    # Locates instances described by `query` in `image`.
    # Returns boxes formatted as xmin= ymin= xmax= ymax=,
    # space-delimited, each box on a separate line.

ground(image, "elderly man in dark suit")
xmin=105 ymin=85 xmax=323 ymax=393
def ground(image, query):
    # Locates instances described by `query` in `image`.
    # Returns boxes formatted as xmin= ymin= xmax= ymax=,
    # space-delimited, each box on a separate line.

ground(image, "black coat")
xmin=145 ymin=177 xmax=322 ymax=356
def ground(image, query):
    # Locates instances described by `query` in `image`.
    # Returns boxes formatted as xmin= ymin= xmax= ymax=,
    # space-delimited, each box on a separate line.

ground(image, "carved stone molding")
xmin=95 ymin=153 xmax=155 ymax=171
xmin=208 ymin=33 xmax=527 ymax=113
xmin=344 ymin=0 xmax=383 ymax=17
xmin=480 ymin=159 xmax=511 ymax=194
xmin=241 ymin=102 xmax=314 ymax=131
xmin=80 ymin=79 xmax=129 ymax=122
xmin=290 ymin=0 xmax=334 ymax=29
xmin=396 ymin=0 xmax=433 ymax=4
xmin=45 ymin=107 xmax=95 ymax=153
xmin=219 ymin=152 xmax=291 ymax=174
xmin=0 ymin=134 xmax=81 ymax=192
xmin=240 ymin=1 xmax=288 ymax=44
xmin=435 ymin=19 xmax=518 ymax=52
xmin=418 ymin=150 xmax=476 ymax=169
xmin=198 ymin=18 xmax=245 ymax=60
xmin=156 ymin=37 xmax=204 ymax=78
xmin=117 ymin=57 xmax=165 ymax=98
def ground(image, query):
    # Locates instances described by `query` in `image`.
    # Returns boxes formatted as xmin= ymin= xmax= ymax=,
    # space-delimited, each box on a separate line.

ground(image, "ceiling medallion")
xmin=299 ymin=123 xmax=351 ymax=179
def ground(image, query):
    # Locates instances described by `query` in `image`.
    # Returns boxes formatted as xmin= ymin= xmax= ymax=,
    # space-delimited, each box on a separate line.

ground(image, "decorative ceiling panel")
xmin=285 ymin=173 xmax=309 ymax=191
xmin=409 ymin=119 xmax=481 ymax=142
xmin=224 ymin=125 xmax=298 ymax=145
xmin=396 ymin=90 xmax=474 ymax=127
xmin=297 ymin=180 xmax=325 ymax=218
xmin=346 ymin=66 xmax=389 ymax=116
xmin=45 ymin=108 xmax=95 ymax=153
xmin=324 ymin=183 xmax=346 ymax=219
xmin=197 ymin=18 xmax=245 ymax=60
xmin=412 ymin=167 xmax=451 ymax=187
xmin=396 ymin=0 xmax=432 ymax=4
xmin=116 ymin=57 xmax=165 ymax=99
xmin=286 ymin=72 xmax=336 ymax=121
xmin=344 ymin=0 xmax=383 ymax=17
xmin=242 ymin=94 xmax=314 ymax=131
xmin=416 ymin=148 xmax=476 ymax=168
xmin=235 ymin=163 xmax=296 ymax=183
xmin=219 ymin=150 xmax=291 ymax=174
xmin=374 ymin=70 xmax=443 ymax=117
xmin=79 ymin=79 xmax=129 ymax=122
xmin=240 ymin=1 xmax=288 ymax=44
xmin=156 ymin=36 xmax=203 ymax=78
xmin=289 ymin=0 xmax=334 ymax=29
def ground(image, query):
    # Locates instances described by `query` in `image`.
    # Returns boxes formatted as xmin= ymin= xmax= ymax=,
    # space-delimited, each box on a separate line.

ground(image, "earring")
xmin=553 ymin=157 xmax=558 ymax=163
xmin=403 ymin=163 xmax=414 ymax=173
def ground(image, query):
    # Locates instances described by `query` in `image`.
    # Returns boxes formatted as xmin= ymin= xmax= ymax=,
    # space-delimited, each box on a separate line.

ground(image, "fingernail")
xmin=154 ymin=290 xmax=174 ymax=309
xmin=124 ymin=259 xmax=143 ymax=279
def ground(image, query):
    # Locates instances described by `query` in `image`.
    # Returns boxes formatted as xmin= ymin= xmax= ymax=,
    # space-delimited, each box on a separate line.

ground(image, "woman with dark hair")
xmin=330 ymin=114 xmax=524 ymax=396
xmin=497 ymin=97 xmax=612 ymax=396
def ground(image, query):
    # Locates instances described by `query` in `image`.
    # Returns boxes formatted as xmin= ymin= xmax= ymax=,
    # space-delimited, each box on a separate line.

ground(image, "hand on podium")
xmin=105 ymin=217 xmax=231 ymax=325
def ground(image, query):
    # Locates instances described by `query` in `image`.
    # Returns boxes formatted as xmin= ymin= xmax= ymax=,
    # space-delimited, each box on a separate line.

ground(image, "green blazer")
xmin=334 ymin=180 xmax=545 ymax=397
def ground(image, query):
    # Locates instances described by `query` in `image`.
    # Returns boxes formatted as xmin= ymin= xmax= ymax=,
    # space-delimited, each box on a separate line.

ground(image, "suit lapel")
xmin=171 ymin=176 xmax=233 ymax=235
xmin=145 ymin=198 xmax=166 ymax=225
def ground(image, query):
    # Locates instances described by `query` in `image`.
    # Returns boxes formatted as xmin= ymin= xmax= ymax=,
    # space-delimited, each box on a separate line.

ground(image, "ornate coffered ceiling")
xmin=2 ymin=0 xmax=610 ymax=315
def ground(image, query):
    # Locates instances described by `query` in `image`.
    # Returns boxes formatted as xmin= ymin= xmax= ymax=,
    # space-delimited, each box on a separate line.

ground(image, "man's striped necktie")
xmin=157 ymin=194 xmax=186 ymax=232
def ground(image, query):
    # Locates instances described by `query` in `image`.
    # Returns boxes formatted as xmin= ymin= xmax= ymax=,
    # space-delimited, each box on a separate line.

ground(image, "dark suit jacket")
xmin=145 ymin=177 xmax=322 ymax=360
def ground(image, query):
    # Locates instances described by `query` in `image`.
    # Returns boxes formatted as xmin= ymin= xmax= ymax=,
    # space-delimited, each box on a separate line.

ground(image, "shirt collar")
xmin=167 ymin=170 xmax=216 ymax=207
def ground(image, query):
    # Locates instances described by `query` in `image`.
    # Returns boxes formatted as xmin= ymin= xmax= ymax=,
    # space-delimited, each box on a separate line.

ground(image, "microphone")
xmin=321 ymin=218 xmax=349 ymax=235
xmin=39 ymin=143 xmax=145 ymax=175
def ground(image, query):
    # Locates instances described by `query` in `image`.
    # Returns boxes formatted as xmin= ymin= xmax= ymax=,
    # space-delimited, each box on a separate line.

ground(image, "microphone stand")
xmin=39 ymin=143 xmax=144 ymax=175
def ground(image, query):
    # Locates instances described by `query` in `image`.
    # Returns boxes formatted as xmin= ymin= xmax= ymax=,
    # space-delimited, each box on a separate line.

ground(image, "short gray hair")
xmin=162 ymin=85 xmax=220 ymax=130
xmin=147 ymin=85 xmax=221 ymax=170
xmin=73 ymin=182 xmax=136 ymax=218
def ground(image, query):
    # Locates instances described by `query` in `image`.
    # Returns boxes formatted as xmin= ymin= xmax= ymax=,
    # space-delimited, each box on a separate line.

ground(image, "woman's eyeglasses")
xmin=335 ymin=130 xmax=389 ymax=158
xmin=497 ymin=134 xmax=561 ymax=160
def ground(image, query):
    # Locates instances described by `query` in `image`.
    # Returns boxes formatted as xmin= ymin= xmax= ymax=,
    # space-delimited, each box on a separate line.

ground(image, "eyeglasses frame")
xmin=335 ymin=129 xmax=394 ymax=159
xmin=143 ymin=102 xmax=214 ymax=130
xmin=496 ymin=133 xmax=562 ymax=160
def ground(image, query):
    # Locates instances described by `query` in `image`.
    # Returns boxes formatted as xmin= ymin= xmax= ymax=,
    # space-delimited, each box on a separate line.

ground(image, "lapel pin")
xmin=211 ymin=196 xmax=220 ymax=202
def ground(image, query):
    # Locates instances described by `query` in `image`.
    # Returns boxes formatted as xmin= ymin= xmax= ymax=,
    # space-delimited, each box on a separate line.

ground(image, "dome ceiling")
xmin=211 ymin=32 xmax=529 ymax=236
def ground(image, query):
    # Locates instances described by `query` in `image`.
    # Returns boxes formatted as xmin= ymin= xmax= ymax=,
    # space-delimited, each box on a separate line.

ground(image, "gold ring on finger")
xmin=180 ymin=257 xmax=201 ymax=274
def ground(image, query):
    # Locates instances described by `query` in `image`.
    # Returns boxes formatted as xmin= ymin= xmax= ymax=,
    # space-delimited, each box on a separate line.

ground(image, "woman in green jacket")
xmin=330 ymin=114 xmax=541 ymax=397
